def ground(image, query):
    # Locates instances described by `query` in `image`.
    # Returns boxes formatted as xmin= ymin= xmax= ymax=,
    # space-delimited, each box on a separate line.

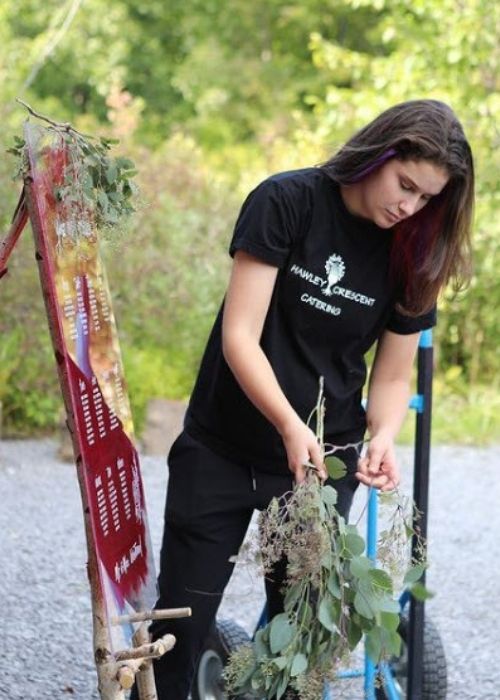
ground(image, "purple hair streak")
xmin=348 ymin=148 xmax=398 ymax=183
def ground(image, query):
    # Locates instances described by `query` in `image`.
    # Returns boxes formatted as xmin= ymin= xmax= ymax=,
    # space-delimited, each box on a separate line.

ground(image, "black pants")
xmin=131 ymin=431 xmax=360 ymax=700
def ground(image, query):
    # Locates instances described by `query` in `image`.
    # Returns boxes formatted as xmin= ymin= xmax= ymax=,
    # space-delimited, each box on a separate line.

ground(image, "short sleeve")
xmin=229 ymin=177 xmax=304 ymax=268
xmin=385 ymin=304 xmax=437 ymax=335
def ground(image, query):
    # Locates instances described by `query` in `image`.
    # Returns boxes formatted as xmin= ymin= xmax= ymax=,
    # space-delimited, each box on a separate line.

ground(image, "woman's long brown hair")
xmin=321 ymin=99 xmax=474 ymax=315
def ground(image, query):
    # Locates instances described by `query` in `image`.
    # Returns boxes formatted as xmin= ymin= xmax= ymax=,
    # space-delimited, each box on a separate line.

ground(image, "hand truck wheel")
xmin=192 ymin=619 xmax=253 ymax=700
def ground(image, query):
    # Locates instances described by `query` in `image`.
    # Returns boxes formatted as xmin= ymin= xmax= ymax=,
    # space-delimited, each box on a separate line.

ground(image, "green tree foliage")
xmin=0 ymin=0 xmax=498 ymax=437
xmin=303 ymin=0 xmax=500 ymax=384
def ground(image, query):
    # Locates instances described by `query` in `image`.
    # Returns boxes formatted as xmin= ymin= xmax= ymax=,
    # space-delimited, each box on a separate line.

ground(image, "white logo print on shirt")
xmin=289 ymin=253 xmax=376 ymax=318
xmin=322 ymin=254 xmax=346 ymax=296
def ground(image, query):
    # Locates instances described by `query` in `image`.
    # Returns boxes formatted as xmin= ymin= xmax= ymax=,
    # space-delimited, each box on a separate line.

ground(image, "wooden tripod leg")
xmin=0 ymin=189 xmax=28 ymax=277
xmin=134 ymin=624 xmax=158 ymax=700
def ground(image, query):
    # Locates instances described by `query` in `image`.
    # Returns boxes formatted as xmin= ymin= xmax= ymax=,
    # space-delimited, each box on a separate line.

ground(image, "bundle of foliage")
xmin=8 ymin=101 xmax=138 ymax=237
xmin=225 ymin=382 xmax=428 ymax=700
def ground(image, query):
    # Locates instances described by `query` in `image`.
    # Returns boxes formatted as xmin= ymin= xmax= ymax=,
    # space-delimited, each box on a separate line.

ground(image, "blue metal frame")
xmin=249 ymin=330 xmax=433 ymax=699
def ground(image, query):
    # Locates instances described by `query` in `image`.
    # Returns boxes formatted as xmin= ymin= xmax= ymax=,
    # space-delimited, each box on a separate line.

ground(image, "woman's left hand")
xmin=356 ymin=432 xmax=400 ymax=491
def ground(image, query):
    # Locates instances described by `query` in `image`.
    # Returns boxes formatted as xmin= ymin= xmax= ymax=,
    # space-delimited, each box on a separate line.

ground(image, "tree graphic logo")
xmin=322 ymin=254 xmax=345 ymax=296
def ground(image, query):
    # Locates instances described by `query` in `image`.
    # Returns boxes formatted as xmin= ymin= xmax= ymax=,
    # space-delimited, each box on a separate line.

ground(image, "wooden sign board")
xmin=22 ymin=121 xmax=158 ymax=650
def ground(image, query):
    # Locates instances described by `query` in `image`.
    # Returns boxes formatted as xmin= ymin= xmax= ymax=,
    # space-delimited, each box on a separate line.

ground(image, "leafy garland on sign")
xmin=7 ymin=99 xmax=138 ymax=238
xmin=225 ymin=380 xmax=429 ymax=700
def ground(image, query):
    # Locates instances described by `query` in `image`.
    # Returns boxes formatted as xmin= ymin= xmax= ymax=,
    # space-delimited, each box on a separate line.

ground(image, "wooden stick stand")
xmin=94 ymin=607 xmax=191 ymax=700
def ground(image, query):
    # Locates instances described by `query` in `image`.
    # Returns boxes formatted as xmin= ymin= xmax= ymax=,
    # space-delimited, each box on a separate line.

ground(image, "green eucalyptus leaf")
xmin=365 ymin=627 xmax=383 ymax=662
xmin=301 ymin=602 xmax=313 ymax=627
xmin=105 ymin=163 xmax=118 ymax=184
xmin=269 ymin=614 xmax=294 ymax=653
xmin=253 ymin=627 xmax=269 ymax=657
xmin=122 ymin=179 xmax=132 ymax=196
xmin=318 ymin=596 xmax=338 ymax=631
xmin=403 ymin=563 xmax=426 ymax=585
xmin=269 ymin=675 xmax=283 ymax=698
xmin=353 ymin=610 xmax=374 ymax=632
xmin=82 ymin=172 xmax=93 ymax=193
xmin=345 ymin=524 xmax=361 ymax=535
xmin=276 ymin=672 xmax=290 ymax=699
xmin=327 ymin=569 xmax=342 ymax=598
xmin=378 ymin=596 xmax=401 ymax=614
xmin=291 ymin=652 xmax=308 ymax=676
xmin=106 ymin=206 xmax=119 ymax=223
xmin=316 ymin=495 xmax=327 ymax=520
xmin=343 ymin=585 xmax=356 ymax=604
xmin=347 ymin=618 xmax=363 ymax=649
xmin=378 ymin=491 xmax=398 ymax=507
xmin=357 ymin=577 xmax=374 ymax=597
xmin=115 ymin=156 xmax=135 ymax=169
xmin=350 ymin=555 xmax=372 ymax=580
xmin=380 ymin=611 xmax=400 ymax=632
xmin=244 ymin=656 xmax=258 ymax=680
xmin=89 ymin=166 xmax=103 ymax=186
xmin=317 ymin=640 xmax=329 ymax=657
xmin=410 ymin=582 xmax=434 ymax=601
xmin=321 ymin=484 xmax=338 ymax=505
xmin=251 ymin=672 xmax=265 ymax=691
xmin=369 ymin=569 xmax=393 ymax=594
xmin=84 ymin=155 xmax=99 ymax=167
xmin=325 ymin=455 xmax=347 ymax=480
xmin=120 ymin=168 xmax=138 ymax=178
xmin=385 ymin=629 xmax=402 ymax=657
xmin=345 ymin=533 xmax=365 ymax=557
xmin=100 ymin=137 xmax=120 ymax=146
xmin=284 ymin=582 xmax=303 ymax=609
xmin=354 ymin=591 xmax=375 ymax=619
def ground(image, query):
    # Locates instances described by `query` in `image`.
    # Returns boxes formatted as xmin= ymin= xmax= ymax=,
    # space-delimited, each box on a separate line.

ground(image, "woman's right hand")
xmin=279 ymin=416 xmax=327 ymax=483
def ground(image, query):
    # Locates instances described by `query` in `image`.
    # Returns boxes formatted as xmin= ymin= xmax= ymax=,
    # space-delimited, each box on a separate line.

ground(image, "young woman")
xmin=133 ymin=99 xmax=474 ymax=699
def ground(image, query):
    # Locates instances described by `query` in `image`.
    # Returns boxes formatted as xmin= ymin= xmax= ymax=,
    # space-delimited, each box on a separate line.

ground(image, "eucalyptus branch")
xmin=8 ymin=104 xmax=139 ymax=237
xmin=16 ymin=98 xmax=94 ymax=140
xmin=16 ymin=98 xmax=71 ymax=130
xmin=225 ymin=379 xmax=430 ymax=700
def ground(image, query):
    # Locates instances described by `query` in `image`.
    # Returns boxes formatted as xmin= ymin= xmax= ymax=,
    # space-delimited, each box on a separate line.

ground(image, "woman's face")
xmin=345 ymin=158 xmax=449 ymax=229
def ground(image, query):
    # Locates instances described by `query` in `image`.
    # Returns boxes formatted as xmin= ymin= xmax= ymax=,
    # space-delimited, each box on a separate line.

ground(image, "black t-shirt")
xmin=185 ymin=168 xmax=436 ymax=474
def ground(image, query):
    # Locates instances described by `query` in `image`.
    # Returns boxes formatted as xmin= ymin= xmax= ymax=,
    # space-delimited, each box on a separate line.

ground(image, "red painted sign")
xmin=23 ymin=123 xmax=157 ymax=650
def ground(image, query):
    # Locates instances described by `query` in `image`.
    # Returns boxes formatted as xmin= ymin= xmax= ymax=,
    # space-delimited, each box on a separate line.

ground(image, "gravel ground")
xmin=1 ymin=438 xmax=499 ymax=700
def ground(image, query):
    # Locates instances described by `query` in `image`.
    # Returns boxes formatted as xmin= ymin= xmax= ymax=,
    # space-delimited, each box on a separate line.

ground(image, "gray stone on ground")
xmin=0 ymin=439 xmax=499 ymax=699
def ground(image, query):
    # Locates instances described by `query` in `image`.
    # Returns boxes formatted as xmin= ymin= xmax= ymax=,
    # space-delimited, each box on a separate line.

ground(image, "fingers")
xmin=292 ymin=462 xmax=307 ymax=484
xmin=291 ymin=454 xmax=327 ymax=484
xmin=355 ymin=470 xmax=397 ymax=490
xmin=358 ymin=445 xmax=385 ymax=478
xmin=308 ymin=441 xmax=328 ymax=481
xmin=356 ymin=441 xmax=400 ymax=491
